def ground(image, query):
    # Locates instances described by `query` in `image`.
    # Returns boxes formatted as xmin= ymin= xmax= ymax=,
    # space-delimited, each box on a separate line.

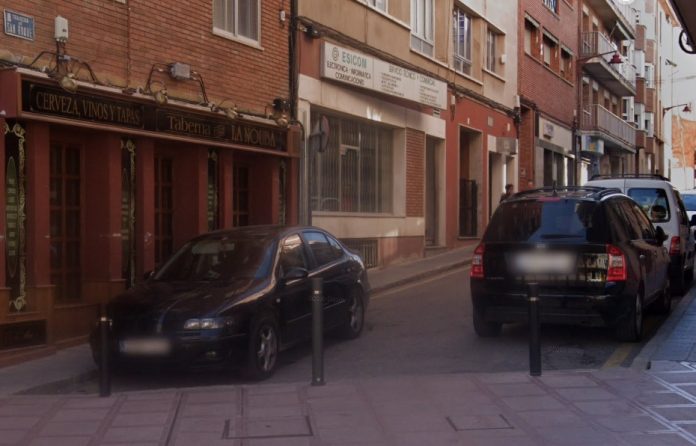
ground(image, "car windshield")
xmin=153 ymin=236 xmax=274 ymax=282
xmin=682 ymin=194 xmax=696 ymax=211
xmin=627 ymin=188 xmax=671 ymax=222
xmin=484 ymin=198 xmax=609 ymax=243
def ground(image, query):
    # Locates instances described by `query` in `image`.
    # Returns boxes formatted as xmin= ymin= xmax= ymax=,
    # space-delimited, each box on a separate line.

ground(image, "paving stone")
xmin=246 ymin=405 xmax=305 ymax=418
xmin=28 ymin=436 xmax=91 ymax=446
xmin=229 ymin=417 xmax=312 ymax=439
xmin=124 ymin=392 xmax=177 ymax=401
xmin=315 ymin=426 xmax=386 ymax=444
xmin=63 ymin=397 xmax=118 ymax=409
xmin=371 ymin=401 xmax=434 ymax=416
xmin=305 ymin=383 xmax=359 ymax=398
xmin=621 ymin=432 xmax=696 ymax=446
xmin=651 ymin=405 xmax=696 ymax=422
xmin=0 ymin=404 xmax=53 ymax=417
xmin=39 ymin=421 xmax=101 ymax=437
xmin=654 ymin=373 xmax=696 ymax=385
xmin=245 ymin=384 xmax=301 ymax=396
xmin=101 ymin=425 xmax=166 ymax=443
xmin=453 ymin=436 xmax=540 ymax=446
xmin=179 ymin=402 xmax=236 ymax=418
xmin=0 ymin=416 xmax=40 ymax=429
xmin=185 ymin=391 xmax=237 ymax=404
xmin=391 ymin=431 xmax=461 ymax=446
xmin=420 ymin=375 xmax=479 ymax=393
xmin=428 ymin=391 xmax=494 ymax=408
xmin=119 ymin=400 xmax=175 ymax=413
xmin=650 ymin=362 xmax=696 ymax=372
xmin=247 ymin=392 xmax=301 ymax=408
xmin=515 ymin=409 xmax=587 ymax=428
xmin=171 ymin=432 xmax=229 ymax=446
xmin=635 ymin=392 xmax=695 ymax=406
xmin=241 ymin=438 xmax=315 ymax=446
xmin=311 ymin=412 xmax=376 ymax=429
xmin=574 ymin=400 xmax=645 ymax=416
xmin=536 ymin=426 xmax=621 ymax=445
xmin=487 ymin=383 xmax=546 ymax=397
xmin=593 ymin=414 xmax=669 ymax=433
xmin=175 ymin=416 xmax=227 ymax=433
xmin=477 ymin=373 xmax=531 ymax=385
xmin=447 ymin=414 xmax=513 ymax=431
xmin=378 ymin=413 xmax=452 ymax=433
xmin=552 ymin=386 xmax=615 ymax=402
xmin=0 ymin=430 xmax=28 ymax=445
xmin=111 ymin=411 xmax=169 ymax=426
xmin=3 ymin=397 xmax=60 ymax=406
xmin=501 ymin=395 xmax=565 ymax=411
xmin=439 ymin=403 xmax=507 ymax=416
xmin=50 ymin=408 xmax=110 ymax=422
xmin=537 ymin=375 xmax=598 ymax=388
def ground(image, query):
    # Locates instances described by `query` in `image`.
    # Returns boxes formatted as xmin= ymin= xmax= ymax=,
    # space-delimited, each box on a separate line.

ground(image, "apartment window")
xmin=542 ymin=36 xmax=553 ymax=67
xmin=560 ymin=48 xmax=573 ymax=82
xmin=645 ymin=112 xmax=654 ymax=137
xmin=485 ymin=28 xmax=499 ymax=73
xmin=622 ymin=97 xmax=635 ymax=123
xmin=50 ymin=143 xmax=81 ymax=302
xmin=213 ymin=0 xmax=259 ymax=42
xmin=311 ymin=112 xmax=393 ymax=214
xmin=524 ymin=19 xmax=540 ymax=58
xmin=367 ymin=0 xmax=387 ymax=11
xmin=543 ymin=0 xmax=558 ymax=14
xmin=645 ymin=63 xmax=655 ymax=88
xmin=453 ymin=8 xmax=472 ymax=75
xmin=411 ymin=0 xmax=434 ymax=56
xmin=634 ymin=103 xmax=646 ymax=130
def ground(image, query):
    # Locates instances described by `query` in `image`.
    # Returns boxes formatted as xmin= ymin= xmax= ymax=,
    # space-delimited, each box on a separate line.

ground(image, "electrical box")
xmin=169 ymin=62 xmax=191 ymax=81
xmin=54 ymin=16 xmax=69 ymax=42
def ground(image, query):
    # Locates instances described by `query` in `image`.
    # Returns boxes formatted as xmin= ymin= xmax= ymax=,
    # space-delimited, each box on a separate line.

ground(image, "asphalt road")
xmin=44 ymin=265 xmax=682 ymax=394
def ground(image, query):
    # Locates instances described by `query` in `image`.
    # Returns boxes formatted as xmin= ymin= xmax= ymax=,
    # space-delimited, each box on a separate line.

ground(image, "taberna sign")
xmin=321 ymin=42 xmax=448 ymax=110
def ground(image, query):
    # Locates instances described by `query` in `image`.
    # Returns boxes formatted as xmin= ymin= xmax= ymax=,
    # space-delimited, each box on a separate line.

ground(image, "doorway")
xmin=425 ymin=137 xmax=438 ymax=246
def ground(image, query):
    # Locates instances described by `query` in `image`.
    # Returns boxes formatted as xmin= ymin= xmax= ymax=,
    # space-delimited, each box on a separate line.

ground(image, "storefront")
xmin=0 ymin=69 xmax=296 ymax=358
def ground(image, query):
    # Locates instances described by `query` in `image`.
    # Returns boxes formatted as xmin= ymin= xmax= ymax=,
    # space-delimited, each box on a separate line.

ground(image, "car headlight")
xmin=183 ymin=317 xmax=233 ymax=330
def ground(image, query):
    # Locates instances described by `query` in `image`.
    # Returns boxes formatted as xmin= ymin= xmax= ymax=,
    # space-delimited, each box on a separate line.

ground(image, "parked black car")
xmin=90 ymin=225 xmax=370 ymax=380
xmin=470 ymin=187 xmax=670 ymax=342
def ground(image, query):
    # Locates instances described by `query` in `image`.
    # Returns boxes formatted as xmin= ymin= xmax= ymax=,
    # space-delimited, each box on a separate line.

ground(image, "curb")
xmin=371 ymin=259 xmax=472 ymax=295
xmin=14 ymin=369 xmax=97 ymax=396
xmin=631 ymin=284 xmax=696 ymax=371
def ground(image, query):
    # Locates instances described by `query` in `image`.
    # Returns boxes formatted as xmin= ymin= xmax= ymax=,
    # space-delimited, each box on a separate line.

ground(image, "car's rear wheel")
xmin=244 ymin=314 xmax=279 ymax=380
xmin=616 ymin=292 xmax=643 ymax=342
xmin=338 ymin=289 xmax=365 ymax=340
xmin=653 ymin=279 xmax=672 ymax=315
xmin=473 ymin=306 xmax=502 ymax=337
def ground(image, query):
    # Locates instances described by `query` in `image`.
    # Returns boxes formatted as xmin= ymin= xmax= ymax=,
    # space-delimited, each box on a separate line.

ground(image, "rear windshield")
xmin=484 ymin=199 xmax=609 ymax=243
xmin=682 ymin=194 xmax=696 ymax=211
xmin=627 ymin=188 xmax=670 ymax=223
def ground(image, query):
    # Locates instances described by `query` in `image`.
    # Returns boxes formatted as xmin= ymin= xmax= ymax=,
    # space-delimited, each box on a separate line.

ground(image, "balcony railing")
xmin=582 ymin=32 xmax=636 ymax=88
xmin=582 ymin=104 xmax=636 ymax=148
xmin=610 ymin=0 xmax=636 ymax=31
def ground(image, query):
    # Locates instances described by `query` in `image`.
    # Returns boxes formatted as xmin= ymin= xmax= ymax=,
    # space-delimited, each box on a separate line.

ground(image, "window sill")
xmin=483 ymin=67 xmax=506 ymax=83
xmin=561 ymin=0 xmax=574 ymax=10
xmin=353 ymin=0 xmax=410 ymax=30
xmin=409 ymin=47 xmax=452 ymax=72
xmin=543 ymin=5 xmax=561 ymax=20
xmin=456 ymin=70 xmax=484 ymax=86
xmin=212 ymin=28 xmax=264 ymax=51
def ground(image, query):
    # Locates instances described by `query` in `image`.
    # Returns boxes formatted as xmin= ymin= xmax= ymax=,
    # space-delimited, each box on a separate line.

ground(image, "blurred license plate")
xmin=119 ymin=338 xmax=171 ymax=356
xmin=513 ymin=251 xmax=575 ymax=275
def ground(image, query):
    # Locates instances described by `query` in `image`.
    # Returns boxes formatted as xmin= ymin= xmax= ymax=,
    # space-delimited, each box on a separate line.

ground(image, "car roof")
xmin=586 ymin=177 xmax=675 ymax=190
xmin=508 ymin=186 xmax=624 ymax=202
xmin=191 ymin=225 xmax=329 ymax=243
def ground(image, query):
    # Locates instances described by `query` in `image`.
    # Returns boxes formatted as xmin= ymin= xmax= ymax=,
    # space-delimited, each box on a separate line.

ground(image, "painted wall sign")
xmin=21 ymin=80 xmax=287 ymax=151
xmin=4 ymin=10 xmax=34 ymax=41
xmin=321 ymin=42 xmax=448 ymax=110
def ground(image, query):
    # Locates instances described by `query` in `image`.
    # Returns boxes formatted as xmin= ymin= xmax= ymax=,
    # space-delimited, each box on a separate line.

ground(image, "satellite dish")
xmin=310 ymin=116 xmax=330 ymax=153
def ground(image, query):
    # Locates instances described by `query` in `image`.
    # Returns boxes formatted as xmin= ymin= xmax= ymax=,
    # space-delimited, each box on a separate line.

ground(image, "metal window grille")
xmin=341 ymin=238 xmax=379 ymax=269
xmin=310 ymin=112 xmax=393 ymax=214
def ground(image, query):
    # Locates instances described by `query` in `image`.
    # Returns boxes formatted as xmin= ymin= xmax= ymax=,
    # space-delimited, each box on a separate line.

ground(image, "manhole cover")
xmin=223 ymin=416 xmax=313 ymax=439
xmin=447 ymin=414 xmax=513 ymax=431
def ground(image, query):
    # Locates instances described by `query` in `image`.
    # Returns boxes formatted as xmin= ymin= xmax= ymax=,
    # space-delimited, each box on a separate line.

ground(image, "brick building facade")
xmin=0 ymin=0 xmax=296 ymax=359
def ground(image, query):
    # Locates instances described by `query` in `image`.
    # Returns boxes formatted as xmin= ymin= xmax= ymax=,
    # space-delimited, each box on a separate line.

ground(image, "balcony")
xmin=585 ymin=0 xmax=636 ymax=39
xmin=581 ymin=104 xmax=636 ymax=152
xmin=581 ymin=32 xmax=636 ymax=97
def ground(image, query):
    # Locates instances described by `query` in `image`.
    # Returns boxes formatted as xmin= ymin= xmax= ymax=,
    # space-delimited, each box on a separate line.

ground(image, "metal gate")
xmin=459 ymin=179 xmax=477 ymax=237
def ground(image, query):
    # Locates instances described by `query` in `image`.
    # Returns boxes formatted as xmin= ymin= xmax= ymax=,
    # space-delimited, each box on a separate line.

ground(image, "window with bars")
xmin=233 ymin=165 xmax=250 ymax=226
xmin=155 ymin=157 xmax=173 ymax=265
xmin=411 ymin=0 xmax=434 ymax=56
xmin=213 ymin=0 xmax=259 ymax=42
xmin=453 ymin=8 xmax=472 ymax=75
xmin=310 ymin=112 xmax=393 ymax=214
xmin=50 ymin=143 xmax=81 ymax=302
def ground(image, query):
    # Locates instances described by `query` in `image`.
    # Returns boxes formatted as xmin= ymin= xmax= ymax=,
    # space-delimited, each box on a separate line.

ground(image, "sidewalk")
xmin=6 ymin=244 xmax=696 ymax=445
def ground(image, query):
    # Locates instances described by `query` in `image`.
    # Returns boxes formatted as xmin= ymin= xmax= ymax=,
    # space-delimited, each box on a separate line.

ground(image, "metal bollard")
xmin=528 ymin=283 xmax=542 ymax=377
xmin=311 ymin=277 xmax=325 ymax=386
xmin=99 ymin=315 xmax=111 ymax=397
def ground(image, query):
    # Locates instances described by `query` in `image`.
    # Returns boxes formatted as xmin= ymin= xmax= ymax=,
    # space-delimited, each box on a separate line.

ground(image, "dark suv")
xmin=470 ymin=187 xmax=670 ymax=342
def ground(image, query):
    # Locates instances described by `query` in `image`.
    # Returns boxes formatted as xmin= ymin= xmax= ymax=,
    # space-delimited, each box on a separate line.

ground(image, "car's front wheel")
xmin=472 ymin=306 xmax=502 ymax=337
xmin=244 ymin=314 xmax=279 ymax=380
xmin=616 ymin=292 xmax=643 ymax=342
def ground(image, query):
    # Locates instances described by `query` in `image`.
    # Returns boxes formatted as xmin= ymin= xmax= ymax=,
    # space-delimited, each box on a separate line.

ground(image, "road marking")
xmin=373 ymin=265 xmax=471 ymax=300
xmin=602 ymin=343 xmax=634 ymax=369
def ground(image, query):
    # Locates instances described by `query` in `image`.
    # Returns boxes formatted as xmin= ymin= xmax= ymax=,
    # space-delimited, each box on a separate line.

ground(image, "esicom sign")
xmin=321 ymin=42 xmax=448 ymax=110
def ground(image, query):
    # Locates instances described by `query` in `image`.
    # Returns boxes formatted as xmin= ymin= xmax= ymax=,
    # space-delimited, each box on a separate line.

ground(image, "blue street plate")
xmin=119 ymin=338 xmax=171 ymax=356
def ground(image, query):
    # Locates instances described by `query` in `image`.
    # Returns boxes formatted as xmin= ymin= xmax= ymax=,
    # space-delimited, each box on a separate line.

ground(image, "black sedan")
xmin=90 ymin=225 xmax=370 ymax=380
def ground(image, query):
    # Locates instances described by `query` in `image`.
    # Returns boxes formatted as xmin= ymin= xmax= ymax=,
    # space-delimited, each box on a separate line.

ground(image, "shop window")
xmin=453 ymin=7 xmax=472 ymax=75
xmin=212 ymin=0 xmax=259 ymax=43
xmin=411 ymin=0 xmax=434 ymax=56
xmin=310 ymin=112 xmax=393 ymax=214
xmin=155 ymin=157 xmax=173 ymax=265
xmin=233 ymin=165 xmax=250 ymax=226
xmin=50 ymin=143 xmax=81 ymax=302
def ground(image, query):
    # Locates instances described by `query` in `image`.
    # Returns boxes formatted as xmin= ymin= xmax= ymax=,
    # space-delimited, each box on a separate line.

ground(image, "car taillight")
xmin=471 ymin=243 xmax=485 ymax=278
xmin=606 ymin=244 xmax=627 ymax=282
xmin=669 ymin=236 xmax=680 ymax=256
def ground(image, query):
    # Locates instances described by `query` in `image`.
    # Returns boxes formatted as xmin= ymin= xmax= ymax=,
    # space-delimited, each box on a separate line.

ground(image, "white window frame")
xmin=645 ymin=63 xmax=655 ymax=88
xmin=366 ymin=0 xmax=387 ymax=12
xmin=212 ymin=0 xmax=261 ymax=46
xmin=452 ymin=7 xmax=472 ymax=75
xmin=411 ymin=0 xmax=434 ymax=56
xmin=485 ymin=28 xmax=498 ymax=73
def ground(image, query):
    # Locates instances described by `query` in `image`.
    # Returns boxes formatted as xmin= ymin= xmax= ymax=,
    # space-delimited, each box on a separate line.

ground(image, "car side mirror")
xmin=690 ymin=215 xmax=696 ymax=227
xmin=281 ymin=267 xmax=308 ymax=284
xmin=655 ymin=227 xmax=668 ymax=244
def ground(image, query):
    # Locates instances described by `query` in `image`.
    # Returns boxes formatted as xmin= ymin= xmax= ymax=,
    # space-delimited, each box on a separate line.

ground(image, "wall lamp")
xmin=269 ymin=98 xmax=291 ymax=127
xmin=304 ymin=24 xmax=321 ymax=39
xmin=663 ymin=103 xmax=692 ymax=115
xmin=148 ymin=80 xmax=168 ymax=105
xmin=145 ymin=62 xmax=210 ymax=106
xmin=29 ymin=40 xmax=99 ymax=93
xmin=211 ymin=99 xmax=239 ymax=120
